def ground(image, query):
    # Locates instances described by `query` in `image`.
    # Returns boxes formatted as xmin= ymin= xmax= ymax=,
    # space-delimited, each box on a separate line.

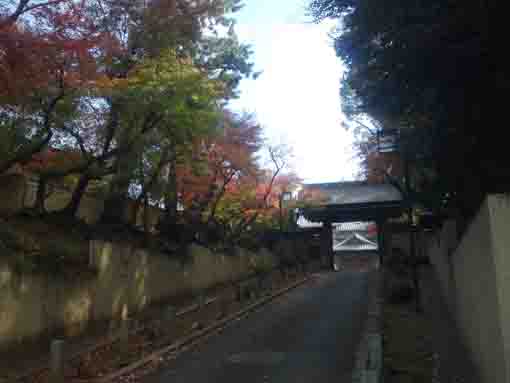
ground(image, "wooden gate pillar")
xmin=320 ymin=221 xmax=334 ymax=270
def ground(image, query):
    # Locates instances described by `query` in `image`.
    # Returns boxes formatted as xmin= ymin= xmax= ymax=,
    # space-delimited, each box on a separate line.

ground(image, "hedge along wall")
xmin=0 ymin=241 xmax=279 ymax=351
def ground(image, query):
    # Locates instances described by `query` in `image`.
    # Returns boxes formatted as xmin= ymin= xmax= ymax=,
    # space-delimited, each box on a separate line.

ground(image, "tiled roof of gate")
xmin=299 ymin=181 xmax=402 ymax=205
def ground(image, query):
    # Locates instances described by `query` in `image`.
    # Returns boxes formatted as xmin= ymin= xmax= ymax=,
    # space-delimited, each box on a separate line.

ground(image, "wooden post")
xmin=218 ymin=295 xmax=229 ymax=318
xmin=197 ymin=293 xmax=206 ymax=308
xmin=376 ymin=220 xmax=385 ymax=266
xmin=320 ymin=221 xmax=333 ymax=270
xmin=328 ymin=223 xmax=334 ymax=270
xmin=164 ymin=306 xmax=176 ymax=322
xmin=238 ymin=280 xmax=252 ymax=302
xmin=50 ymin=339 xmax=65 ymax=383
xmin=237 ymin=282 xmax=244 ymax=302
xmin=409 ymin=225 xmax=422 ymax=312
xmin=257 ymin=275 xmax=264 ymax=295
xmin=367 ymin=334 xmax=383 ymax=370
xmin=119 ymin=318 xmax=131 ymax=351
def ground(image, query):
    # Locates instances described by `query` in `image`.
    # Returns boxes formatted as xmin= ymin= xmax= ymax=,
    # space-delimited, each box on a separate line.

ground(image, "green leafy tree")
xmin=100 ymin=49 xmax=224 ymax=224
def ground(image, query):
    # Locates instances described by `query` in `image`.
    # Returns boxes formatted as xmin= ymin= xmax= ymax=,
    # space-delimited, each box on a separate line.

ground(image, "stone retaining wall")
xmin=0 ymin=241 xmax=280 ymax=351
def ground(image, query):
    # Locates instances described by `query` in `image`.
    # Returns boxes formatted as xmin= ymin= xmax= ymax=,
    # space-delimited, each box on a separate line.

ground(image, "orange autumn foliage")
xmin=0 ymin=1 xmax=121 ymax=101
xmin=176 ymin=112 xmax=263 ymax=209
xmin=23 ymin=149 xmax=84 ymax=175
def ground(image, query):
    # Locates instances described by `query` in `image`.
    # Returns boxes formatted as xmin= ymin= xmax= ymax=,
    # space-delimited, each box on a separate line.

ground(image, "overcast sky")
xmin=228 ymin=0 xmax=359 ymax=183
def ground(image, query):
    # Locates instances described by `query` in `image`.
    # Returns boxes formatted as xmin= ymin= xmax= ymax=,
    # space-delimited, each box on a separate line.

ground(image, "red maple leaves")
xmin=0 ymin=0 xmax=118 ymax=101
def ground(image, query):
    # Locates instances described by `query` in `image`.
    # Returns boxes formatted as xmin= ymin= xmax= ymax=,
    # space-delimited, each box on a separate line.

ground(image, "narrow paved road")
xmin=145 ymin=271 xmax=371 ymax=383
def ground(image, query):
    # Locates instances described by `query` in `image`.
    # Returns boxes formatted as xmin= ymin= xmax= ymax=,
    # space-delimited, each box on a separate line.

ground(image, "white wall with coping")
xmin=488 ymin=195 xmax=510 ymax=382
xmin=425 ymin=195 xmax=510 ymax=383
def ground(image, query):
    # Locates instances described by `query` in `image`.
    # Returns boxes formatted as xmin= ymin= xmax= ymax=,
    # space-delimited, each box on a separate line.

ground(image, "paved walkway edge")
xmin=351 ymin=271 xmax=383 ymax=383
xmin=81 ymin=274 xmax=315 ymax=383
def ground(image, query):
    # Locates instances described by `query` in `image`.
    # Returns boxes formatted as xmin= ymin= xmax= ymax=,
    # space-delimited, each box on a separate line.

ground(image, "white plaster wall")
xmin=451 ymin=201 xmax=504 ymax=383
xmin=425 ymin=196 xmax=510 ymax=383
xmin=488 ymin=195 xmax=510 ymax=383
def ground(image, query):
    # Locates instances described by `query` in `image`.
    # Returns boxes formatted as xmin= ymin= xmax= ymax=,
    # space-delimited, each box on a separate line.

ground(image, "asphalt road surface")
xmin=145 ymin=270 xmax=371 ymax=383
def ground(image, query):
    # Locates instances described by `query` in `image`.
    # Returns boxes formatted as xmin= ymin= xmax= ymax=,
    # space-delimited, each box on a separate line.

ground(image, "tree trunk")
xmin=0 ymin=129 xmax=53 ymax=175
xmin=34 ymin=177 xmax=47 ymax=214
xmin=101 ymin=193 xmax=131 ymax=225
xmin=100 ymin=149 xmax=136 ymax=225
xmin=143 ymin=196 xmax=151 ymax=234
xmin=63 ymin=174 xmax=90 ymax=217
xmin=159 ymin=157 xmax=178 ymax=234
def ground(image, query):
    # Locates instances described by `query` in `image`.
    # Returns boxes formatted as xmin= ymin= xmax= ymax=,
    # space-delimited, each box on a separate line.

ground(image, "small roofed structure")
xmin=296 ymin=181 xmax=406 ymax=270
xmin=298 ymin=181 xmax=404 ymax=224
xmin=299 ymin=181 xmax=401 ymax=204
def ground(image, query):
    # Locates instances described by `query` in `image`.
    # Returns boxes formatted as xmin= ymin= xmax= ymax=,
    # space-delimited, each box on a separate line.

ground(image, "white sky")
xmin=229 ymin=0 xmax=359 ymax=183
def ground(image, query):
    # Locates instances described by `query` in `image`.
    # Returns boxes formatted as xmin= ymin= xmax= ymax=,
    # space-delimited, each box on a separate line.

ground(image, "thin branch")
xmin=373 ymin=167 xmax=406 ymax=196
xmin=60 ymin=124 xmax=89 ymax=158
xmin=208 ymin=168 xmax=239 ymax=223
xmin=230 ymin=146 xmax=285 ymax=240
xmin=21 ymin=0 xmax=68 ymax=14
xmin=1 ymin=0 xmax=30 ymax=27
xmin=1 ymin=0 xmax=68 ymax=27
xmin=101 ymin=105 xmax=119 ymax=155
xmin=176 ymin=0 xmax=215 ymax=17
xmin=352 ymin=118 xmax=378 ymax=135
xmin=0 ymin=89 xmax=64 ymax=174
xmin=137 ymin=149 xmax=171 ymax=204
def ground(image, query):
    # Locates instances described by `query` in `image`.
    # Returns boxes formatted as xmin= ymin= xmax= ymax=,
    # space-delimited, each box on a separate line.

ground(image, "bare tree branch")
xmin=207 ymin=168 xmax=239 ymax=223
xmin=229 ymin=145 xmax=287 ymax=241
xmin=1 ymin=0 xmax=68 ymax=28
xmin=0 ymin=89 xmax=65 ymax=174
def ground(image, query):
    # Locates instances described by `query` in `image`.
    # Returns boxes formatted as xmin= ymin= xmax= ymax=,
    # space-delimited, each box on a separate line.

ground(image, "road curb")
xmin=352 ymin=272 xmax=384 ymax=383
xmin=79 ymin=274 xmax=315 ymax=382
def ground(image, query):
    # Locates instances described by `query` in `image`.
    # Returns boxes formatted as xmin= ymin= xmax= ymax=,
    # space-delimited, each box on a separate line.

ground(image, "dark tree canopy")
xmin=309 ymin=0 xmax=496 ymax=229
